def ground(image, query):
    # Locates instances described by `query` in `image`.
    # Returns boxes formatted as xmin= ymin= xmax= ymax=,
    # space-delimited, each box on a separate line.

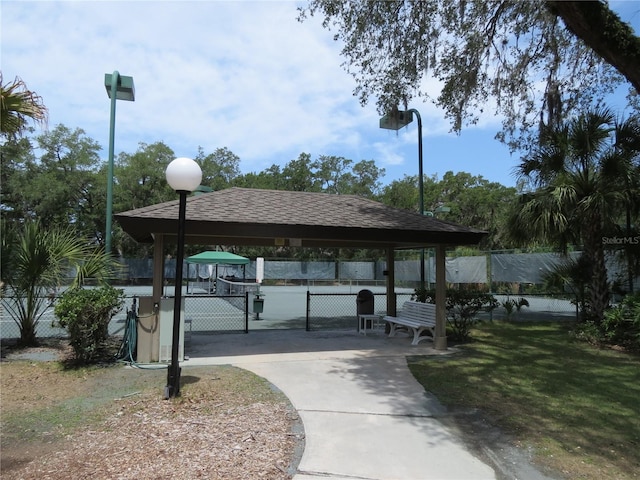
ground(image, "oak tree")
xmin=300 ymin=1 xmax=639 ymax=148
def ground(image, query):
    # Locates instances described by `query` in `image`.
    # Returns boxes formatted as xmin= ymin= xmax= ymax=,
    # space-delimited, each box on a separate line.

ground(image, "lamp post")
xmin=104 ymin=71 xmax=135 ymax=255
xmin=165 ymin=157 xmax=202 ymax=399
xmin=380 ymin=108 xmax=425 ymax=290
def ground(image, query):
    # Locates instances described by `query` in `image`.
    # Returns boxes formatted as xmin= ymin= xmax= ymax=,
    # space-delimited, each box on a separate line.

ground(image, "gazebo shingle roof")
xmin=115 ymin=187 xmax=486 ymax=249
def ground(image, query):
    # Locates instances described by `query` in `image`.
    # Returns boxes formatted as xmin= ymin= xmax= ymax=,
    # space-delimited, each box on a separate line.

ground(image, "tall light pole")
xmin=380 ymin=108 xmax=425 ymax=290
xmin=165 ymin=157 xmax=202 ymax=399
xmin=104 ymin=71 xmax=135 ymax=255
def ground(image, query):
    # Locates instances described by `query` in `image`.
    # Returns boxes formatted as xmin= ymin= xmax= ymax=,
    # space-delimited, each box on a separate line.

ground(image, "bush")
xmin=413 ymin=288 xmax=498 ymax=341
xmin=574 ymin=292 xmax=640 ymax=351
xmin=602 ymin=292 xmax=640 ymax=350
xmin=573 ymin=320 xmax=603 ymax=345
xmin=54 ymin=286 xmax=125 ymax=364
xmin=502 ymin=297 xmax=530 ymax=321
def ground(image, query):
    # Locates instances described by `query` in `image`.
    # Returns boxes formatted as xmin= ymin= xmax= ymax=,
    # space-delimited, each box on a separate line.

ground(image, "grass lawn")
xmin=408 ymin=321 xmax=640 ymax=480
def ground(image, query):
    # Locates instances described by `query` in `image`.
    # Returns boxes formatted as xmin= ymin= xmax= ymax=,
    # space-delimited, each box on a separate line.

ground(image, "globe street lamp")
xmin=104 ymin=71 xmax=135 ymax=255
xmin=380 ymin=108 xmax=425 ymax=290
xmin=165 ymin=157 xmax=202 ymax=398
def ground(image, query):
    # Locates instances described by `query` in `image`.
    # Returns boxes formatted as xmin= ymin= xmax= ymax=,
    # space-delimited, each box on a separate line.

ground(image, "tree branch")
xmin=546 ymin=0 xmax=640 ymax=93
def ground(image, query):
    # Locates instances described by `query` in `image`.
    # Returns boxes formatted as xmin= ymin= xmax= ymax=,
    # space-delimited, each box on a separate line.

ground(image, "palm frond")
xmin=0 ymin=74 xmax=48 ymax=139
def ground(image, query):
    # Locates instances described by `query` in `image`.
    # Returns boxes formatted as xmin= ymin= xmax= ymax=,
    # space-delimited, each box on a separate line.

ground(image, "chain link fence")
xmin=304 ymin=291 xmax=414 ymax=330
xmin=2 ymin=286 xmax=580 ymax=343
xmin=0 ymin=295 xmax=134 ymax=341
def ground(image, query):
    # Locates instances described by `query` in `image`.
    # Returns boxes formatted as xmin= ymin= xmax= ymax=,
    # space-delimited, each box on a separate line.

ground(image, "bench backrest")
xmin=400 ymin=301 xmax=436 ymax=322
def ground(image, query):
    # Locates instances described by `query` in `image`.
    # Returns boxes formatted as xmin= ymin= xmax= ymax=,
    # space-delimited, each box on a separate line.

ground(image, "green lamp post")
xmin=380 ymin=108 xmax=425 ymax=290
xmin=104 ymin=71 xmax=135 ymax=255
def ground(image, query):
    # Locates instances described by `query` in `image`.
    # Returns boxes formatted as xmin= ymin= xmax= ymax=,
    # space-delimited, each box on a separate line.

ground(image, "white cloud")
xmin=0 ymin=1 xmax=479 ymax=175
xmin=3 ymin=2 xmax=367 ymax=166
xmin=372 ymin=139 xmax=408 ymax=169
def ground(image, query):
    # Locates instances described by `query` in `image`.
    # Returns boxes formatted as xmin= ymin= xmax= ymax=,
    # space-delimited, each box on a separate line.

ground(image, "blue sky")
xmin=2 ymin=1 xmax=638 ymax=188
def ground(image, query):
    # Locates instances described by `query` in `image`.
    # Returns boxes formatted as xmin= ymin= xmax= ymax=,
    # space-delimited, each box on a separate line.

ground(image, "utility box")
xmin=159 ymin=298 xmax=185 ymax=363
xmin=137 ymin=297 xmax=160 ymax=363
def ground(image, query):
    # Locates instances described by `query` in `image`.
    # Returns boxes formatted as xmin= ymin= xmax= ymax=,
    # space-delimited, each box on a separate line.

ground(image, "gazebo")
xmin=115 ymin=187 xmax=487 ymax=350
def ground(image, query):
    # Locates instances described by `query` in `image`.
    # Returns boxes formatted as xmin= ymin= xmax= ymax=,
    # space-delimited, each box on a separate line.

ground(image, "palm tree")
xmin=509 ymin=107 xmax=640 ymax=324
xmin=1 ymin=220 xmax=119 ymax=346
xmin=610 ymin=115 xmax=640 ymax=293
xmin=0 ymin=73 xmax=48 ymax=139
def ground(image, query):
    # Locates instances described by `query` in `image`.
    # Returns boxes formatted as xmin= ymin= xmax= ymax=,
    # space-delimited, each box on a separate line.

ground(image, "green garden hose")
xmin=116 ymin=298 xmax=165 ymax=370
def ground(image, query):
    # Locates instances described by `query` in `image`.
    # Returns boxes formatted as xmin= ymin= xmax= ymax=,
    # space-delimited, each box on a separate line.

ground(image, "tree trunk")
xmin=583 ymin=214 xmax=610 ymax=324
xmin=19 ymin=324 xmax=38 ymax=347
xmin=546 ymin=1 xmax=640 ymax=94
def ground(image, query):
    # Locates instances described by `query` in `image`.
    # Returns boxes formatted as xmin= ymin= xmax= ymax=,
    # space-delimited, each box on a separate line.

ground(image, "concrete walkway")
xmin=185 ymin=329 xmax=497 ymax=480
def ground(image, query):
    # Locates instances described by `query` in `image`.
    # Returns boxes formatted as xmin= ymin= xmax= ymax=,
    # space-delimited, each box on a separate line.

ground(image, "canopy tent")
xmin=187 ymin=251 xmax=249 ymax=265
xmin=186 ymin=251 xmax=250 ymax=294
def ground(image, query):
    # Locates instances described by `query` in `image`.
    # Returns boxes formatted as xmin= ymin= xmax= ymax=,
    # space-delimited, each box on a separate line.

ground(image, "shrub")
xmin=1 ymin=221 xmax=119 ymax=347
xmin=573 ymin=320 xmax=603 ymax=345
xmin=413 ymin=288 xmax=498 ymax=341
xmin=574 ymin=292 xmax=640 ymax=351
xmin=601 ymin=292 xmax=640 ymax=351
xmin=502 ymin=297 xmax=530 ymax=321
xmin=54 ymin=286 xmax=125 ymax=364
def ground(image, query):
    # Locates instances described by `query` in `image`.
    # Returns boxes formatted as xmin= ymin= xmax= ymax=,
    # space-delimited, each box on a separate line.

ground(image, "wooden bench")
xmin=383 ymin=301 xmax=436 ymax=345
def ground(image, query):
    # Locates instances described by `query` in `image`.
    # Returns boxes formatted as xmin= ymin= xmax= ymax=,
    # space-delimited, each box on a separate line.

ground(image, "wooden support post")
xmin=153 ymin=234 xmax=164 ymax=303
xmin=434 ymin=245 xmax=448 ymax=350
xmin=386 ymin=248 xmax=396 ymax=317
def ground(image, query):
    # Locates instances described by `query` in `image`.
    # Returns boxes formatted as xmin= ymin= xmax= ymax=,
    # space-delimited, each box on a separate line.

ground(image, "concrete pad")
xmin=186 ymin=329 xmax=457 ymax=366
